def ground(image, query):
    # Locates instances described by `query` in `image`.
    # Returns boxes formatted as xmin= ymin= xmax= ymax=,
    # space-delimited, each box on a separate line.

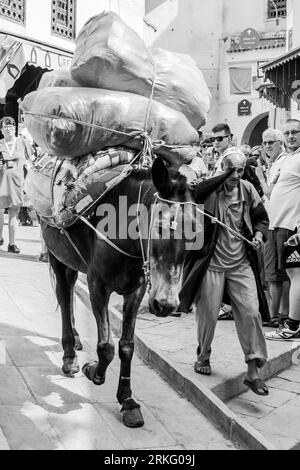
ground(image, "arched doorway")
xmin=241 ymin=112 xmax=269 ymax=147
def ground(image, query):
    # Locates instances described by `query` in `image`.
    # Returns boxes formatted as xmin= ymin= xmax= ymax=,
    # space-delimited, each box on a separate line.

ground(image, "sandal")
xmin=243 ymin=377 xmax=269 ymax=396
xmin=194 ymin=359 xmax=211 ymax=375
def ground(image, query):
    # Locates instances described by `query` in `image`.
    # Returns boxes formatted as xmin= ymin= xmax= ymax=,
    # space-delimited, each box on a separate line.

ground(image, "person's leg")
xmin=194 ymin=269 xmax=224 ymax=373
xmin=266 ymin=267 xmax=300 ymax=341
xmin=8 ymin=206 xmax=21 ymax=249
xmin=279 ymin=279 xmax=290 ymax=324
xmin=286 ymin=268 xmax=300 ymax=323
xmin=268 ymin=281 xmax=283 ymax=319
xmin=226 ymin=262 xmax=268 ymax=383
xmin=0 ymin=209 xmax=4 ymax=242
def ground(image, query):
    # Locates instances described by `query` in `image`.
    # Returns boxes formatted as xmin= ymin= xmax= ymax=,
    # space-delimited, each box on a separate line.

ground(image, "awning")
xmin=0 ymin=33 xmax=73 ymax=99
xmin=259 ymin=45 xmax=300 ymax=109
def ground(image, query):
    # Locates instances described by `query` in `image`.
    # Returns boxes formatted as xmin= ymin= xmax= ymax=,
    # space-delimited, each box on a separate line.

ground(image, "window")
xmin=267 ymin=0 xmax=287 ymax=19
xmin=51 ymin=0 xmax=76 ymax=40
xmin=0 ymin=0 xmax=25 ymax=25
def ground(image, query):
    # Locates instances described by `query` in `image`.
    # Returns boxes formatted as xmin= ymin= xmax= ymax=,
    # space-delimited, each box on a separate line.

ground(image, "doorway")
xmin=241 ymin=112 xmax=269 ymax=147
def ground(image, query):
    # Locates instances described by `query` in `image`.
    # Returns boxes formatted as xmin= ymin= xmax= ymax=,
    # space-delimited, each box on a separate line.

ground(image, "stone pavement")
xmin=0 ymin=222 xmax=237 ymax=450
xmin=226 ymin=366 xmax=300 ymax=450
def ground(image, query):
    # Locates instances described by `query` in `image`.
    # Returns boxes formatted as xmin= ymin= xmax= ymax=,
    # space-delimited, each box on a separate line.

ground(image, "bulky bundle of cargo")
xmin=23 ymin=11 xmax=210 ymax=164
xmin=22 ymin=87 xmax=199 ymax=163
xmin=71 ymin=11 xmax=211 ymax=129
xmin=26 ymin=148 xmax=135 ymax=228
xmin=22 ymin=10 xmax=211 ymax=227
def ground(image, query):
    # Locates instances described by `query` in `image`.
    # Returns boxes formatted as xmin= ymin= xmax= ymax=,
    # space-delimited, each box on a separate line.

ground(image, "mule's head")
xmin=148 ymin=157 xmax=233 ymax=317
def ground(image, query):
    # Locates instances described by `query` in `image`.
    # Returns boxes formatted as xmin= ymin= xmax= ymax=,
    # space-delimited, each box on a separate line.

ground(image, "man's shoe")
xmin=8 ymin=244 xmax=20 ymax=254
xmin=0 ymin=238 xmax=3 ymax=247
xmin=265 ymin=322 xmax=300 ymax=341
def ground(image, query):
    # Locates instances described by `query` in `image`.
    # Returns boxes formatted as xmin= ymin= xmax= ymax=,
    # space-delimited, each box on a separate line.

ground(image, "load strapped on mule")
xmin=20 ymin=11 xmax=211 ymax=231
xmin=18 ymin=11 xmax=222 ymax=429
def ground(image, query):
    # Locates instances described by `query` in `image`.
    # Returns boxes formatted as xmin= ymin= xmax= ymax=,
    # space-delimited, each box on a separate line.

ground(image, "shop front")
xmin=0 ymin=32 xmax=73 ymax=122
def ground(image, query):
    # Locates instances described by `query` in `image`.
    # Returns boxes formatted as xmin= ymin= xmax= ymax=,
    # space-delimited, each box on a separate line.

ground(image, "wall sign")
xmin=239 ymin=28 xmax=261 ymax=50
xmin=238 ymin=99 xmax=252 ymax=116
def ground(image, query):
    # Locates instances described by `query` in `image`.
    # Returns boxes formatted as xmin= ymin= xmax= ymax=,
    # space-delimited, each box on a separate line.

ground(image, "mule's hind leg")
xmin=117 ymin=285 xmax=146 ymax=428
xmin=82 ymin=277 xmax=114 ymax=386
xmin=49 ymin=252 xmax=80 ymax=375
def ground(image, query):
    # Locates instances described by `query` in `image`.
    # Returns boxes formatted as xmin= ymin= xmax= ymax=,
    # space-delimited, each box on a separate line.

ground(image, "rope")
xmin=60 ymin=228 xmax=88 ymax=267
xmin=154 ymin=193 xmax=256 ymax=248
xmin=77 ymin=214 xmax=142 ymax=259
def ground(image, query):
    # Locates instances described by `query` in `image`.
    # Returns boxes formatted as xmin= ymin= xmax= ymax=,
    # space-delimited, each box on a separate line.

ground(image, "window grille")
xmin=267 ymin=0 xmax=287 ymax=19
xmin=51 ymin=0 xmax=76 ymax=40
xmin=0 ymin=0 xmax=25 ymax=25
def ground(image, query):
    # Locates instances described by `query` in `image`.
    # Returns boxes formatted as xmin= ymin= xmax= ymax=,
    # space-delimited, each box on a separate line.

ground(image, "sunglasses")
xmin=262 ymin=140 xmax=279 ymax=146
xmin=211 ymin=135 xmax=230 ymax=143
xmin=283 ymin=130 xmax=300 ymax=137
xmin=250 ymin=153 xmax=260 ymax=157
xmin=2 ymin=125 xmax=15 ymax=130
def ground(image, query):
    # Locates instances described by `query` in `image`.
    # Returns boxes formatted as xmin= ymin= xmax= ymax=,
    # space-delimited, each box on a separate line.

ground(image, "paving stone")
xmin=142 ymin=396 xmax=236 ymax=449
xmin=3 ymin=336 xmax=60 ymax=367
xmin=236 ymin=386 xmax=296 ymax=408
xmin=128 ymin=365 xmax=183 ymax=403
xmin=227 ymin=397 xmax=274 ymax=419
xmin=0 ymin=403 xmax=64 ymax=450
xmin=245 ymin=395 xmax=300 ymax=444
xmin=269 ymin=377 xmax=300 ymax=394
xmin=46 ymin=403 xmax=124 ymax=450
xmin=0 ymin=366 xmax=34 ymax=405
xmin=20 ymin=365 xmax=120 ymax=406
xmin=94 ymin=402 xmax=177 ymax=449
xmin=277 ymin=368 xmax=300 ymax=384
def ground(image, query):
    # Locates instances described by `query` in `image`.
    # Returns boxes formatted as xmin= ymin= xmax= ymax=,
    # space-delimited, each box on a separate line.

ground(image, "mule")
xmin=41 ymin=157 xmax=230 ymax=428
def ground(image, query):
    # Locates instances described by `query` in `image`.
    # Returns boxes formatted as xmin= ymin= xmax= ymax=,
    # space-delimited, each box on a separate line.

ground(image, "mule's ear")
xmin=192 ymin=169 xmax=234 ymax=203
xmin=152 ymin=156 xmax=174 ymax=197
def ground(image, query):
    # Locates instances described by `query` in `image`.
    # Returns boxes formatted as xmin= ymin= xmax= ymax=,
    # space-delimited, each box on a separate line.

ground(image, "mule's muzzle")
xmin=149 ymin=298 xmax=179 ymax=317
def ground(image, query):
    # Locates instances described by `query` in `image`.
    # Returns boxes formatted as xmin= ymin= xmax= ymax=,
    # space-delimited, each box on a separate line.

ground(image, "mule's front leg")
xmin=49 ymin=253 xmax=80 ymax=375
xmin=117 ymin=285 xmax=146 ymax=428
xmin=83 ymin=278 xmax=114 ymax=385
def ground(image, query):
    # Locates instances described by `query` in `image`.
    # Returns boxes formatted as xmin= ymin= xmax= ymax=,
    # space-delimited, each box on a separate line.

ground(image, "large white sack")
xmin=21 ymin=87 xmax=199 ymax=160
xmin=71 ymin=11 xmax=210 ymax=128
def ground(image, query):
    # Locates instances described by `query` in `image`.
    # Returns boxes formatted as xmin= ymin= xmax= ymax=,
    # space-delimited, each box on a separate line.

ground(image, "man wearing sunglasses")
xmin=255 ymin=129 xmax=288 ymax=329
xmin=211 ymin=123 xmax=233 ymax=174
xmin=265 ymin=119 xmax=300 ymax=341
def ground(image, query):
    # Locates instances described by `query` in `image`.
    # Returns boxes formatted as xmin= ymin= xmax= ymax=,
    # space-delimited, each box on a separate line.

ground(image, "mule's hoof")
xmin=74 ymin=336 xmax=83 ymax=351
xmin=82 ymin=361 xmax=105 ymax=385
xmin=62 ymin=356 xmax=80 ymax=376
xmin=121 ymin=398 xmax=144 ymax=428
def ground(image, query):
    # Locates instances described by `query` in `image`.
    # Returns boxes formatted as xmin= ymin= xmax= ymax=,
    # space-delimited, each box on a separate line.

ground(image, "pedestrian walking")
xmin=180 ymin=148 xmax=270 ymax=395
xmin=0 ymin=117 xmax=34 ymax=253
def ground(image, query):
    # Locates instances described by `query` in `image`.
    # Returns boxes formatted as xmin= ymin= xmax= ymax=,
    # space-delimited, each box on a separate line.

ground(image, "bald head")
xmin=222 ymin=148 xmax=247 ymax=170
xmin=221 ymin=148 xmax=246 ymax=190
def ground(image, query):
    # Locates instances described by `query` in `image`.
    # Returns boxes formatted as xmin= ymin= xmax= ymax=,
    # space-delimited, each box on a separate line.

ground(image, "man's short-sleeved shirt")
xmin=269 ymin=151 xmax=300 ymax=231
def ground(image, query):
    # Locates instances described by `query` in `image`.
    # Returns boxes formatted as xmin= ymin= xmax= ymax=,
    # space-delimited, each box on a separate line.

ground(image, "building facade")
xmin=144 ymin=0 xmax=288 ymax=144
